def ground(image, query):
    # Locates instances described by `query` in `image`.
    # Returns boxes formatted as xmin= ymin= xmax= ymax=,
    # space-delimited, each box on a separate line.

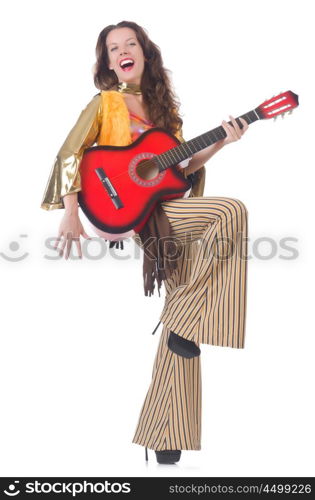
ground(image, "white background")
xmin=0 ymin=0 xmax=314 ymax=478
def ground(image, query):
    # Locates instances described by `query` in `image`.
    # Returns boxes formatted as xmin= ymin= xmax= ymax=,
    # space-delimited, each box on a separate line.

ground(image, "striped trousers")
xmin=132 ymin=196 xmax=248 ymax=450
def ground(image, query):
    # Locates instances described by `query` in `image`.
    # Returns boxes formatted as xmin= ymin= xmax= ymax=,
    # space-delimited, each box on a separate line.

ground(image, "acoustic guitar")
xmin=77 ymin=90 xmax=299 ymax=242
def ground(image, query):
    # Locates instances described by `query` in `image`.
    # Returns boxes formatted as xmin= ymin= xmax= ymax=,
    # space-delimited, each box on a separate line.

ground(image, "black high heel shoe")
xmin=168 ymin=331 xmax=201 ymax=358
xmin=145 ymin=447 xmax=181 ymax=464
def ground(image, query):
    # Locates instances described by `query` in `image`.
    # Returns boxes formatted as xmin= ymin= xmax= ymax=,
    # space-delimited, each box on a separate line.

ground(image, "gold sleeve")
xmin=40 ymin=93 xmax=102 ymax=210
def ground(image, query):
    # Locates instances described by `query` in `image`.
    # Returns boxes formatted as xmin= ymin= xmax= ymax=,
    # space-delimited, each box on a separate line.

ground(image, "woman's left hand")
xmin=221 ymin=115 xmax=249 ymax=146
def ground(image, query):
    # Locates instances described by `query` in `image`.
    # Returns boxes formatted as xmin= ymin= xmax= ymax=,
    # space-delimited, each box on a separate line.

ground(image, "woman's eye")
xmin=111 ymin=43 xmax=136 ymax=52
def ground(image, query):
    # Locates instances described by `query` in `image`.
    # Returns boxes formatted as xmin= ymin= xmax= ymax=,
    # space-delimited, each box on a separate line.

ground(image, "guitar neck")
xmin=156 ymin=108 xmax=261 ymax=171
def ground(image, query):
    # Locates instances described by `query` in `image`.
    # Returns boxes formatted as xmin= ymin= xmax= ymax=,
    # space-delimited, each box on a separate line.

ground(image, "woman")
xmin=41 ymin=20 xmax=249 ymax=464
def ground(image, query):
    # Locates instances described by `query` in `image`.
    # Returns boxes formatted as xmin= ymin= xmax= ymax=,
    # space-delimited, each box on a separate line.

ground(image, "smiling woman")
xmin=93 ymin=22 xmax=185 ymax=135
xmin=40 ymin=19 xmax=249 ymax=467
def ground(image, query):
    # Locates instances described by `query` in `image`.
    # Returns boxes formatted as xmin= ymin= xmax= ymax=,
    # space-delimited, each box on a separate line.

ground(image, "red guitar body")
xmin=78 ymin=128 xmax=191 ymax=238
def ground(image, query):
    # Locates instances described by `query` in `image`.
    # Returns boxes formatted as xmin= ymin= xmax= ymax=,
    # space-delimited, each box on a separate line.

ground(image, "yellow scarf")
xmin=98 ymin=90 xmax=183 ymax=146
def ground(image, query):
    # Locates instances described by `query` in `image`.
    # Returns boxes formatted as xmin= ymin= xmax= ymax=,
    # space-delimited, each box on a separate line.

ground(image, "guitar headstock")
xmin=255 ymin=91 xmax=299 ymax=120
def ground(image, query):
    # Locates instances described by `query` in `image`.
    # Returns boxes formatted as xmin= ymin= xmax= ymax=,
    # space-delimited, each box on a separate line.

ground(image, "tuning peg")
xmin=273 ymin=115 xmax=278 ymax=121
xmin=281 ymin=112 xmax=285 ymax=119
xmin=288 ymin=109 xmax=293 ymax=114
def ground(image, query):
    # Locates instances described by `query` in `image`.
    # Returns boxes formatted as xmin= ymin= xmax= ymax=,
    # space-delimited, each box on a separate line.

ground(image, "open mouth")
xmin=120 ymin=59 xmax=135 ymax=72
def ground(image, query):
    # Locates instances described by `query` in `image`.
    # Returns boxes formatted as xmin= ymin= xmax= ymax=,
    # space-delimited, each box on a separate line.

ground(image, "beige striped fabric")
xmin=132 ymin=196 xmax=248 ymax=451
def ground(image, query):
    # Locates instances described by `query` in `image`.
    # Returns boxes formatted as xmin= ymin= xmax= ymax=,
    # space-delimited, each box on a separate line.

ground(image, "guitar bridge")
xmin=95 ymin=167 xmax=123 ymax=209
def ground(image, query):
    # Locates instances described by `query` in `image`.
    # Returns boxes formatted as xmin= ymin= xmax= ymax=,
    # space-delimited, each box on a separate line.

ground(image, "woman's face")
xmin=106 ymin=27 xmax=145 ymax=85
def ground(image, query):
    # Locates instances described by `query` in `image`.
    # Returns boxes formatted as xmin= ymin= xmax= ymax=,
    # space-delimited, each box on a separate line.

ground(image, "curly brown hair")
xmin=93 ymin=20 xmax=183 ymax=136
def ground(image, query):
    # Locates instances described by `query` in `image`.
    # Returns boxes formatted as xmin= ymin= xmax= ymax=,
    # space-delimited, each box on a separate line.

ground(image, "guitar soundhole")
xmin=129 ymin=152 xmax=165 ymax=187
xmin=136 ymin=160 xmax=159 ymax=180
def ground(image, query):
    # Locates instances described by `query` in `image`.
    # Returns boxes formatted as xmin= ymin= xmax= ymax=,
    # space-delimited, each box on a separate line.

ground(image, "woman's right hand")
xmin=54 ymin=212 xmax=91 ymax=259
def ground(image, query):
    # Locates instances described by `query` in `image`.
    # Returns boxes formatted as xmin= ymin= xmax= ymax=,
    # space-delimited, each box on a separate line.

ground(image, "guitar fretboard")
xmin=156 ymin=109 xmax=260 ymax=171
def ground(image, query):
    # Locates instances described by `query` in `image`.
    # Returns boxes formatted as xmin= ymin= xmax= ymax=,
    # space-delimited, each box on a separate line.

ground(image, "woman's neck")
xmin=123 ymin=93 xmax=143 ymax=104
